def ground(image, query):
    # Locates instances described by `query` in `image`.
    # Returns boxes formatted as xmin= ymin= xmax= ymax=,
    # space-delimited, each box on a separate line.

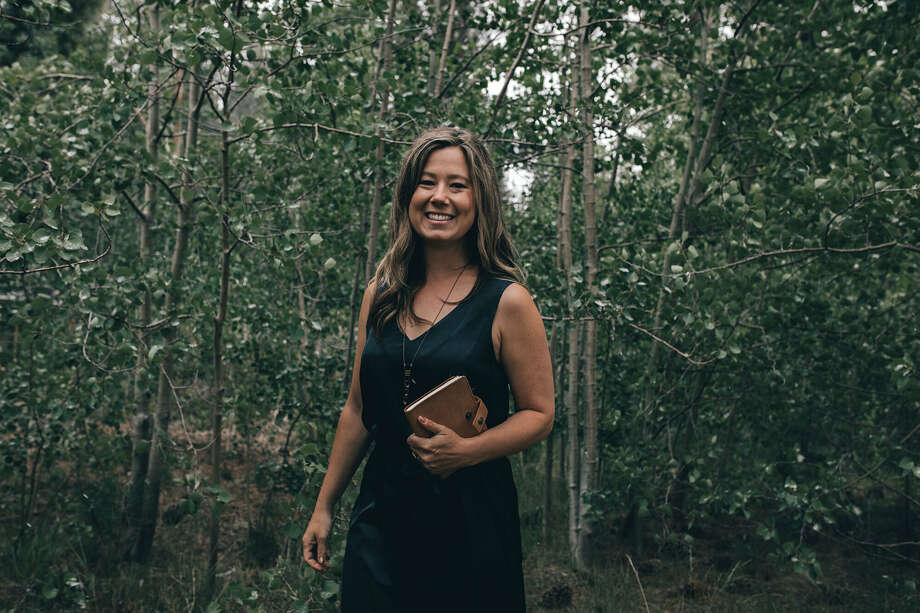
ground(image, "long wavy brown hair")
xmin=369 ymin=127 xmax=523 ymax=337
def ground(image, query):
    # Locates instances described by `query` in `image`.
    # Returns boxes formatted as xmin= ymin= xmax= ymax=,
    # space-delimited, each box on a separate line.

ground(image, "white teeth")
xmin=427 ymin=213 xmax=453 ymax=221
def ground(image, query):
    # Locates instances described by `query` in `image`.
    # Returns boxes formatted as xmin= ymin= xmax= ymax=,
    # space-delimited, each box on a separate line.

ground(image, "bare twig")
xmin=34 ymin=73 xmax=94 ymax=81
xmin=227 ymin=122 xmax=412 ymax=146
xmin=629 ymin=322 xmax=716 ymax=366
xmin=616 ymin=237 xmax=913 ymax=280
xmin=120 ymin=190 xmax=147 ymax=222
xmin=532 ymin=18 xmax=664 ymax=37
xmin=160 ymin=365 xmax=214 ymax=456
xmin=837 ymin=418 xmax=920 ymax=491
xmin=626 ymin=554 xmax=651 ymax=613
xmin=81 ymin=313 xmax=134 ymax=374
xmin=13 ymin=160 xmax=53 ymax=195
xmin=150 ymin=174 xmax=182 ymax=205
xmin=0 ymin=12 xmax=50 ymax=25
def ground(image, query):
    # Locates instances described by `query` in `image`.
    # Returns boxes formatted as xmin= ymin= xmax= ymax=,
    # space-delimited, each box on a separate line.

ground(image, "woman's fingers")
xmin=316 ymin=536 xmax=329 ymax=570
xmin=416 ymin=415 xmax=448 ymax=434
xmin=303 ymin=524 xmax=331 ymax=573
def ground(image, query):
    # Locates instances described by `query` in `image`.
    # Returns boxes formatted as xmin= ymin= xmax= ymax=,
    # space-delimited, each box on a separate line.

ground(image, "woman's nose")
xmin=430 ymin=182 xmax=449 ymax=203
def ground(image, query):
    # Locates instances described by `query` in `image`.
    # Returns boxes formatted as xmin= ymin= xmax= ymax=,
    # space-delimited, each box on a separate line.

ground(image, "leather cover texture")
xmin=404 ymin=375 xmax=489 ymax=438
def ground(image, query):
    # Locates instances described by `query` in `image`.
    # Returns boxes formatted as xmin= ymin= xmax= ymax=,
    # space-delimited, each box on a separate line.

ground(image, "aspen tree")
xmin=557 ymin=41 xmax=581 ymax=562
xmin=364 ymin=0 xmax=396 ymax=284
xmin=136 ymin=31 xmax=206 ymax=566
xmin=126 ymin=0 xmax=159 ymax=549
xmin=575 ymin=0 xmax=599 ymax=568
xmin=426 ymin=0 xmax=442 ymax=97
xmin=432 ymin=0 xmax=456 ymax=99
xmin=205 ymin=0 xmax=244 ymax=592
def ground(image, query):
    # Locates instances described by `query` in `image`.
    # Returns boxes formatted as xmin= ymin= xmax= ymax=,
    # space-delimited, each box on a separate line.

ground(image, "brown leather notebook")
xmin=404 ymin=375 xmax=488 ymax=438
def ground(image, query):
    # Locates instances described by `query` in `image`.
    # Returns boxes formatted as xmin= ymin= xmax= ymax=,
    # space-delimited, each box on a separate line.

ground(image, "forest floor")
xmin=1 ymin=421 xmax=917 ymax=612
xmin=514 ymin=462 xmax=918 ymax=613
xmin=521 ymin=532 xmax=918 ymax=612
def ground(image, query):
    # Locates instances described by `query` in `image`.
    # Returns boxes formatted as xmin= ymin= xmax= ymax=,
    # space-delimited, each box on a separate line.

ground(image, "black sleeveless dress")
xmin=341 ymin=275 xmax=525 ymax=613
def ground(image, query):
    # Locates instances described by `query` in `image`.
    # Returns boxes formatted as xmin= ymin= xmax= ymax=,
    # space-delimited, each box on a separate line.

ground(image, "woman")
xmin=302 ymin=127 xmax=553 ymax=612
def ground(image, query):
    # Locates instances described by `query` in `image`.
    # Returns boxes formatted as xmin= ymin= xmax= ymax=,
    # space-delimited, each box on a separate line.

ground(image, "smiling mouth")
xmin=426 ymin=212 xmax=454 ymax=221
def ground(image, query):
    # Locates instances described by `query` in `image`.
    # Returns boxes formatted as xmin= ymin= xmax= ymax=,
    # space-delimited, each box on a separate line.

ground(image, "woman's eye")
xmin=419 ymin=180 xmax=435 ymax=187
xmin=451 ymin=183 xmax=467 ymax=189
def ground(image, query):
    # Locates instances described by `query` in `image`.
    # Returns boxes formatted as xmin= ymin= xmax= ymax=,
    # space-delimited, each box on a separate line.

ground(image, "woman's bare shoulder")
xmin=496 ymin=282 xmax=536 ymax=317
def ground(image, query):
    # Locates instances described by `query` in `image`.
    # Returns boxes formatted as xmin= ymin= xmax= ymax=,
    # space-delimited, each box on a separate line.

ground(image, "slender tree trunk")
xmin=135 ymin=59 xmax=202 ymax=563
xmin=543 ymin=321 xmax=562 ymax=543
xmin=295 ymin=258 xmax=309 ymax=355
xmin=576 ymin=0 xmax=599 ymax=569
xmin=343 ymin=251 xmax=363 ymax=392
xmin=126 ymin=2 xmax=159 ymax=543
xmin=206 ymin=128 xmax=233 ymax=601
xmin=432 ymin=0 xmax=456 ymax=98
xmin=565 ymin=319 xmax=581 ymax=561
xmin=557 ymin=53 xmax=580 ymax=561
xmin=427 ymin=0 xmax=442 ymax=96
xmin=365 ymin=0 xmax=396 ymax=283
xmin=206 ymin=8 xmax=242 ymax=592
xmin=293 ymin=206 xmax=311 ymax=356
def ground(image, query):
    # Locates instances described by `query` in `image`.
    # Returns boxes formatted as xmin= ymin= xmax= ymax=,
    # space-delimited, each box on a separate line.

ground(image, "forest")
xmin=1 ymin=0 xmax=918 ymax=611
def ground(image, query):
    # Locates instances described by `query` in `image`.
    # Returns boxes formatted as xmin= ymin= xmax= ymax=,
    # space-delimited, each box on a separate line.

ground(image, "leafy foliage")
xmin=0 ymin=0 xmax=917 ymax=610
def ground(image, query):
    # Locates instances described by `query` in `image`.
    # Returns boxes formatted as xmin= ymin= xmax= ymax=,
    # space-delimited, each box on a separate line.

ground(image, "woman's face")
xmin=408 ymin=146 xmax=476 ymax=247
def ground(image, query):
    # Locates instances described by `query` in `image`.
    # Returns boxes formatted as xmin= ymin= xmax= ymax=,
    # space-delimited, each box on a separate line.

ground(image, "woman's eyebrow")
xmin=420 ymin=171 xmax=469 ymax=181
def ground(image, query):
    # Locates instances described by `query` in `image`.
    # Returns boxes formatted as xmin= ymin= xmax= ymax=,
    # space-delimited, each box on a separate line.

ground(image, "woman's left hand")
xmin=406 ymin=416 xmax=474 ymax=479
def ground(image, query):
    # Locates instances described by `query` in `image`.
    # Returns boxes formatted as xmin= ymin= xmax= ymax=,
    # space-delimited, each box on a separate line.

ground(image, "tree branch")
xmin=120 ymin=189 xmax=146 ymax=222
xmin=628 ymin=322 xmax=716 ymax=366
xmin=227 ymin=122 xmax=412 ymax=146
xmin=491 ymin=0 xmax=545 ymax=114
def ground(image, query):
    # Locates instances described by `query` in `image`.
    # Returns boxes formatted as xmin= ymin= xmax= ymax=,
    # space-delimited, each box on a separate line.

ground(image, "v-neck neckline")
xmin=398 ymin=274 xmax=481 ymax=342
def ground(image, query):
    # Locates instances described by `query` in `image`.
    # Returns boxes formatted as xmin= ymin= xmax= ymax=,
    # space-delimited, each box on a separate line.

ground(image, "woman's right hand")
xmin=302 ymin=509 xmax=333 ymax=573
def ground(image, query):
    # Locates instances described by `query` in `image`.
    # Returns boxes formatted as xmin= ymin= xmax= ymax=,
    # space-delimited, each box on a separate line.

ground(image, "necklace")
xmin=401 ymin=264 xmax=468 ymax=407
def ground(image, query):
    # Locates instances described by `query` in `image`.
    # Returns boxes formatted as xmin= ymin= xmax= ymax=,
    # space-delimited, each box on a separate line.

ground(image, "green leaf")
xmin=62 ymin=231 xmax=86 ymax=251
xmin=320 ymin=579 xmax=340 ymax=599
xmin=138 ymin=49 xmax=158 ymax=65
xmin=218 ymin=27 xmax=235 ymax=51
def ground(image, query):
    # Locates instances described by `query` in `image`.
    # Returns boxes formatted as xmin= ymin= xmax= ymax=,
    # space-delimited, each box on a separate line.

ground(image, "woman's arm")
xmin=408 ymin=283 xmax=554 ymax=476
xmin=302 ymin=282 xmax=376 ymax=572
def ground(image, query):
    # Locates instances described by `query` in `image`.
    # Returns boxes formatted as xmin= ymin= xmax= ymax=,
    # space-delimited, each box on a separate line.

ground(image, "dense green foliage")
xmin=1 ymin=0 xmax=917 ymax=610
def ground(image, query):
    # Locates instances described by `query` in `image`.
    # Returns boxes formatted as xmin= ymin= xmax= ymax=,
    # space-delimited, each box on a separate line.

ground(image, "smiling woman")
xmin=302 ymin=127 xmax=554 ymax=613
xmin=408 ymin=146 xmax=476 ymax=246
